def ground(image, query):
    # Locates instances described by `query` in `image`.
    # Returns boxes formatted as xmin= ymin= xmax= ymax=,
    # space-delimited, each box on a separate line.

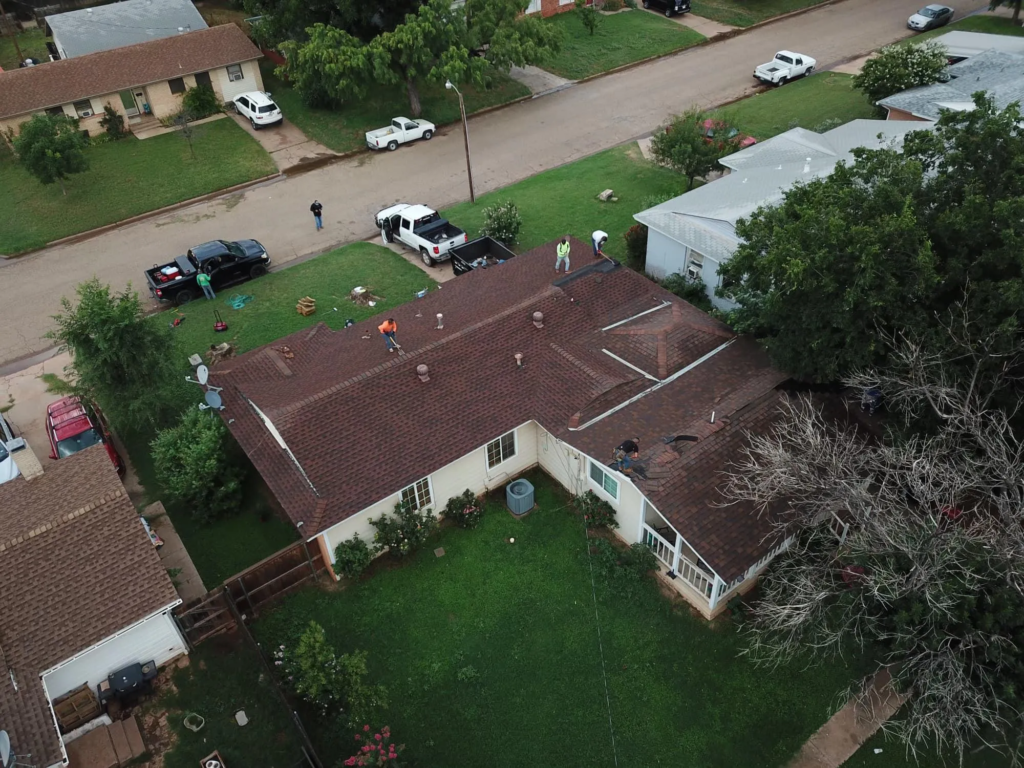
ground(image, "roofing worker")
xmin=379 ymin=318 xmax=399 ymax=352
xmin=592 ymin=230 xmax=609 ymax=258
xmin=555 ymin=236 xmax=571 ymax=274
xmin=615 ymin=437 xmax=640 ymax=473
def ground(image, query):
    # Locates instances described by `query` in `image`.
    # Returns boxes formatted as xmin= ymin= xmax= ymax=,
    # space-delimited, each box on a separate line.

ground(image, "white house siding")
xmin=215 ymin=60 xmax=265 ymax=102
xmin=320 ymin=422 xmax=539 ymax=564
xmin=644 ymin=228 xmax=737 ymax=312
xmin=41 ymin=608 xmax=185 ymax=701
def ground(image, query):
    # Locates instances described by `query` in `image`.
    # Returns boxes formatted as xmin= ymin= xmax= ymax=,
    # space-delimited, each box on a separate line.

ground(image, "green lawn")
xmin=691 ymin=0 xmax=829 ymax=27
xmin=540 ymin=10 xmax=705 ymax=80
xmin=122 ymin=242 xmax=435 ymax=586
xmin=443 ymin=144 xmax=686 ymax=260
xmin=0 ymin=119 xmax=276 ymax=255
xmin=263 ymin=63 xmax=530 ymax=154
xmin=902 ymin=13 xmax=1024 ymax=44
xmin=719 ymin=72 xmax=876 ymax=139
xmin=847 ymin=729 xmax=1014 ymax=768
xmin=254 ymin=472 xmax=858 ymax=768
xmin=156 ymin=637 xmax=305 ymax=768
xmin=0 ymin=28 xmax=48 ymax=70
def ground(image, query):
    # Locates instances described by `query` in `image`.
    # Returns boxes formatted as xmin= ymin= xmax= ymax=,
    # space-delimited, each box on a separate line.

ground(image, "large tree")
xmin=14 ymin=113 xmax=89 ymax=195
xmin=650 ymin=109 xmax=734 ymax=189
xmin=853 ymin=40 xmax=949 ymax=108
xmin=243 ymin=0 xmax=418 ymax=47
xmin=990 ymin=0 xmax=1022 ymax=25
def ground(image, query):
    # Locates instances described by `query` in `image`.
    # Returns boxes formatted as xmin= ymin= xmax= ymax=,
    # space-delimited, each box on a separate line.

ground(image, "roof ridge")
xmin=0 ymin=488 xmax=127 ymax=554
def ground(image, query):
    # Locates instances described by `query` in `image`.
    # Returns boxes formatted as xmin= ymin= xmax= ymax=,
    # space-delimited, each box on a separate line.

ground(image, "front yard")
xmin=255 ymin=472 xmax=858 ymax=767
xmin=1 ymin=118 xmax=276 ymax=255
xmin=0 ymin=28 xmax=48 ymax=70
xmin=690 ymin=0 xmax=830 ymax=27
xmin=540 ymin=10 xmax=705 ymax=80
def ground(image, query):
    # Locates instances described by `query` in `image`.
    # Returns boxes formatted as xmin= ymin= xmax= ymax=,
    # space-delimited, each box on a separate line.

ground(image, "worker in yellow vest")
xmin=555 ymin=237 xmax=571 ymax=274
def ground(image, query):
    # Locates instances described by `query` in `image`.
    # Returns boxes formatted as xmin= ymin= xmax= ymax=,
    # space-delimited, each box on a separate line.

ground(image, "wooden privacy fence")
xmin=223 ymin=538 xmax=325 ymax=618
xmin=175 ymin=588 xmax=237 ymax=647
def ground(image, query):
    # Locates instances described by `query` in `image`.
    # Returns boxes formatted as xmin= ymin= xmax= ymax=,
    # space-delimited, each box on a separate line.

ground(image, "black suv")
xmin=643 ymin=0 xmax=689 ymax=16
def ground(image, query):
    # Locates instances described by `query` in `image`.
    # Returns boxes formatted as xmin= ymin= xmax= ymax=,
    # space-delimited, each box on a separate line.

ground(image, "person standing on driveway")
xmin=555 ymin=237 xmax=571 ymax=274
xmin=379 ymin=318 xmax=398 ymax=352
xmin=197 ymin=271 xmax=215 ymax=300
xmin=310 ymin=200 xmax=323 ymax=231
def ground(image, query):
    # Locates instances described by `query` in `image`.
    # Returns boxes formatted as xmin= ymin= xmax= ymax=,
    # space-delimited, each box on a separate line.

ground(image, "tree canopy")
xmin=14 ymin=113 xmax=89 ymax=195
xmin=853 ymin=40 xmax=949 ymax=107
xmin=650 ymin=109 xmax=734 ymax=189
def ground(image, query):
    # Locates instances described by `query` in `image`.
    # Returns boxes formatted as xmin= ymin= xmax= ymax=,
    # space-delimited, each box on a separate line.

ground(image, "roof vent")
xmin=416 ymin=364 xmax=430 ymax=383
xmin=803 ymin=157 xmax=811 ymax=173
xmin=436 ymin=313 xmax=444 ymax=330
xmin=515 ymin=353 xmax=524 ymax=368
xmin=532 ymin=311 xmax=544 ymax=329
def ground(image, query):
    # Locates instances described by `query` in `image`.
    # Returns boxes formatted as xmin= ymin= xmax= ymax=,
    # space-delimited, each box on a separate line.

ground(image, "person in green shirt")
xmin=197 ymin=271 xmax=215 ymax=300
xmin=555 ymin=237 xmax=571 ymax=274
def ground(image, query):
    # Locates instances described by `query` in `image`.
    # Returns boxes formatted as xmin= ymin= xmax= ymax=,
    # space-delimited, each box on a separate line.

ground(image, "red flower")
xmin=364 ymin=724 xmax=371 ymax=732
xmin=344 ymin=760 xmax=356 ymax=767
xmin=355 ymin=735 xmax=361 ymax=741
xmin=375 ymin=734 xmax=382 ymax=742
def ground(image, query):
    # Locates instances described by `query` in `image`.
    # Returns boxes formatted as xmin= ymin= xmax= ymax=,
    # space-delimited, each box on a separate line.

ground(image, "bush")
xmin=661 ymin=272 xmax=713 ymax=313
xmin=480 ymin=200 xmax=522 ymax=246
xmin=592 ymin=538 xmax=657 ymax=579
xmin=334 ymin=535 xmax=375 ymax=578
xmin=150 ymin=409 xmax=244 ymax=523
xmin=370 ymin=501 xmax=438 ymax=556
xmin=853 ymin=41 xmax=948 ymax=106
xmin=443 ymin=489 xmax=484 ymax=529
xmin=181 ymin=84 xmax=222 ymax=119
xmin=341 ymin=725 xmax=405 ymax=767
xmin=99 ymin=104 xmax=126 ymax=139
xmin=813 ymin=117 xmax=843 ymax=133
xmin=575 ymin=490 xmax=618 ymax=529
xmin=624 ymin=224 xmax=648 ymax=271
xmin=575 ymin=0 xmax=600 ymax=34
xmin=603 ymin=0 xmax=624 ymax=10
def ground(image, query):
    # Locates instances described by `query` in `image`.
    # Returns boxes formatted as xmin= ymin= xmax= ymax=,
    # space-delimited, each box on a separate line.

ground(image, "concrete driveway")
xmin=0 ymin=0 xmax=991 ymax=368
xmin=228 ymin=112 xmax=337 ymax=171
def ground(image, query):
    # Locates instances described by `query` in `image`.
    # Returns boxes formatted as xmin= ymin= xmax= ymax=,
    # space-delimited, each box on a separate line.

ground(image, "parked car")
xmin=701 ymin=119 xmax=756 ymax=149
xmin=231 ymin=91 xmax=283 ymax=130
xmin=0 ymin=414 xmax=24 ymax=486
xmin=908 ymin=4 xmax=954 ymax=31
xmin=754 ymin=51 xmax=816 ymax=85
xmin=145 ymin=239 xmax=270 ymax=305
xmin=366 ymin=117 xmax=436 ymax=151
xmin=375 ymin=203 xmax=468 ymax=266
xmin=45 ymin=396 xmax=124 ymax=474
xmin=641 ymin=0 xmax=690 ymax=17
xmin=450 ymin=236 xmax=516 ymax=276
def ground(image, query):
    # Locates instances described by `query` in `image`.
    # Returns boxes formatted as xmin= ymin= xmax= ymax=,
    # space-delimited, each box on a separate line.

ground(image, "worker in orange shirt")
xmin=379 ymin=318 xmax=399 ymax=352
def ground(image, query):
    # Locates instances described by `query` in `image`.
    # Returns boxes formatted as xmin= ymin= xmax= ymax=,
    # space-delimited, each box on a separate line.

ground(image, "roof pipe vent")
xmin=532 ymin=311 xmax=544 ymax=329
xmin=436 ymin=313 xmax=444 ymax=330
xmin=803 ymin=157 xmax=811 ymax=173
xmin=515 ymin=353 xmax=524 ymax=369
xmin=416 ymin=364 xmax=430 ymax=383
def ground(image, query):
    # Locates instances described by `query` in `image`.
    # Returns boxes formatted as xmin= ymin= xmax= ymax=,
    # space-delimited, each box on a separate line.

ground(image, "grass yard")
xmin=0 ymin=28 xmax=48 ymax=70
xmin=719 ymin=72 xmax=876 ymax=139
xmin=262 ymin=63 xmax=530 ymax=154
xmin=901 ymin=13 xmax=1024 ymax=45
xmin=442 ymin=144 xmax=687 ymax=260
xmin=155 ymin=637 xmax=305 ymax=768
xmin=847 ymin=729 xmax=1013 ymax=768
xmin=254 ymin=472 xmax=859 ymax=768
xmin=0 ymin=118 xmax=276 ymax=255
xmin=123 ymin=242 xmax=435 ymax=586
xmin=691 ymin=0 xmax=829 ymax=27
xmin=540 ymin=10 xmax=705 ymax=80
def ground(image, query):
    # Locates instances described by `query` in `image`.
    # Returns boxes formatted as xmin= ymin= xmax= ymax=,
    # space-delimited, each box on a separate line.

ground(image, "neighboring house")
xmin=0 ymin=444 xmax=184 ymax=768
xmin=879 ymin=48 xmax=1024 ymax=121
xmin=46 ymin=0 xmax=208 ymax=59
xmin=634 ymin=120 xmax=930 ymax=309
xmin=214 ymin=241 xmax=806 ymax=621
xmin=0 ymin=24 xmax=262 ymax=137
xmin=930 ymin=30 xmax=1024 ymax=62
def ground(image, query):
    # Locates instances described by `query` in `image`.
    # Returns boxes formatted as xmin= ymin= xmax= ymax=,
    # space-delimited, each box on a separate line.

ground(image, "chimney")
xmin=514 ymin=353 xmax=524 ymax=369
xmin=416 ymin=364 xmax=430 ymax=383
xmin=436 ymin=313 xmax=444 ymax=330
xmin=803 ymin=157 xmax=811 ymax=173
xmin=532 ymin=311 xmax=544 ymax=329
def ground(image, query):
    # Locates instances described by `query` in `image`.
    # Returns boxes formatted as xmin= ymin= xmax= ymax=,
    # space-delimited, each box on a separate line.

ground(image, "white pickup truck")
xmin=754 ymin=51 xmax=816 ymax=85
xmin=376 ymin=203 xmax=468 ymax=266
xmin=366 ymin=117 xmax=435 ymax=151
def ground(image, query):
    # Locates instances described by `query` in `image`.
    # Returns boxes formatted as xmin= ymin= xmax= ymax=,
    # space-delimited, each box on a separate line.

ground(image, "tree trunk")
xmin=1014 ymin=0 xmax=1021 ymax=25
xmin=57 ymin=177 xmax=66 ymax=196
xmin=406 ymin=77 xmax=422 ymax=118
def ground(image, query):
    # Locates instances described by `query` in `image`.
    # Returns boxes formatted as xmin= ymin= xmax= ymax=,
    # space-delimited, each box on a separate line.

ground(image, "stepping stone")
xmin=434 ymin=547 xmax=445 ymax=558
xmin=123 ymin=715 xmax=146 ymax=758
xmin=108 ymin=720 xmax=132 ymax=765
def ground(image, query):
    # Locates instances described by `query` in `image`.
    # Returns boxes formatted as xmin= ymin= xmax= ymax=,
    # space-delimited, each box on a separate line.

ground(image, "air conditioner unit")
xmin=229 ymin=71 xmax=243 ymax=82
xmin=686 ymin=263 xmax=702 ymax=281
xmin=80 ymin=109 xmax=93 ymax=117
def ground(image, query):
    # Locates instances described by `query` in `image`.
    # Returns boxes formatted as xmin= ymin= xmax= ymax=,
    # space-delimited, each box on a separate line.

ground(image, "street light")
xmin=446 ymin=80 xmax=475 ymax=203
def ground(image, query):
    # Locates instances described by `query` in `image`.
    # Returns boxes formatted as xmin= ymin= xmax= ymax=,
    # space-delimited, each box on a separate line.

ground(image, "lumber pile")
xmin=296 ymin=296 xmax=316 ymax=316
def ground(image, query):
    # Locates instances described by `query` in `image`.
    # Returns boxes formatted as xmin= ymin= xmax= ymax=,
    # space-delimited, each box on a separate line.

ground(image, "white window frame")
xmin=486 ymin=430 xmax=517 ymax=469
xmin=72 ymin=99 xmax=94 ymax=118
xmin=588 ymin=460 xmax=619 ymax=502
xmin=227 ymin=63 xmax=244 ymax=82
xmin=400 ymin=476 xmax=433 ymax=510
xmin=686 ymin=249 xmax=705 ymax=282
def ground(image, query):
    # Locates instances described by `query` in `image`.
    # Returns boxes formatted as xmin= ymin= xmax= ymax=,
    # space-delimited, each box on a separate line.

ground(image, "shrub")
xmin=661 ymin=272 xmax=713 ymax=313
xmin=341 ymin=725 xmax=405 ymax=767
xmin=334 ymin=535 xmax=375 ymax=578
xmin=813 ymin=117 xmax=843 ymax=133
xmin=624 ymin=224 xmax=648 ymax=271
xmin=13 ymin=113 xmax=89 ymax=194
xmin=480 ymin=200 xmax=522 ymax=246
xmin=181 ymin=84 xmax=222 ymax=119
xmin=443 ymin=489 xmax=484 ymax=529
xmin=99 ymin=104 xmax=126 ymax=139
xmin=575 ymin=490 xmax=618 ymax=529
xmin=370 ymin=501 xmax=438 ymax=556
xmin=853 ymin=41 xmax=948 ymax=107
xmin=591 ymin=539 xmax=658 ymax=595
xmin=150 ymin=409 xmax=244 ymax=523
xmin=624 ymin=0 xmax=637 ymax=7
xmin=603 ymin=0 xmax=624 ymax=10
xmin=575 ymin=0 xmax=600 ymax=34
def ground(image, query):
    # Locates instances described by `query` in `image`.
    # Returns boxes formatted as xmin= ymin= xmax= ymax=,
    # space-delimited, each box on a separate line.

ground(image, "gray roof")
xmin=635 ymin=120 xmax=931 ymax=251
xmin=47 ymin=0 xmax=208 ymax=58
xmin=931 ymin=30 xmax=1024 ymax=59
xmin=878 ymin=48 xmax=1024 ymax=120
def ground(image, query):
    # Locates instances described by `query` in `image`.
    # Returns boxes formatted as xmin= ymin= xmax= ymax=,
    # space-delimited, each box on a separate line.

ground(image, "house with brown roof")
xmin=212 ymin=240 xmax=800 ymax=620
xmin=0 ymin=24 xmax=263 ymax=137
xmin=0 ymin=444 xmax=184 ymax=767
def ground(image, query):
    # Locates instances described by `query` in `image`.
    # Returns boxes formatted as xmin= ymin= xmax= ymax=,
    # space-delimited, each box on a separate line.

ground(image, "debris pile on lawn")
xmin=296 ymin=296 xmax=316 ymax=316
xmin=350 ymin=286 xmax=383 ymax=306
xmin=273 ymin=345 xmax=295 ymax=360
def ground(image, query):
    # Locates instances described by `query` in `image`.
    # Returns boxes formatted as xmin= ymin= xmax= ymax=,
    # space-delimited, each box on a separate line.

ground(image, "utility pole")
xmin=0 ymin=0 xmax=23 ymax=64
xmin=445 ymin=80 xmax=475 ymax=203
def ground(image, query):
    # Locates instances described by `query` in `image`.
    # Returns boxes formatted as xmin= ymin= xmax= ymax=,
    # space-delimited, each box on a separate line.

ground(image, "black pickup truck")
xmin=145 ymin=239 xmax=270 ymax=305
xmin=450 ymin=236 xmax=516 ymax=276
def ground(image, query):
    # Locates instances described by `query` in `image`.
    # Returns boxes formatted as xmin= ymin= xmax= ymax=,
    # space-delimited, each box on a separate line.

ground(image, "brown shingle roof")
xmin=0 ymin=24 xmax=261 ymax=120
xmin=214 ymin=240 xmax=791 ymax=584
xmin=0 ymin=446 xmax=180 ymax=766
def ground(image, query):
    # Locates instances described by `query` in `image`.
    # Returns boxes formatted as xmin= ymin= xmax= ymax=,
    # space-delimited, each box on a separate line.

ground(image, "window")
xmin=258 ymin=103 xmax=278 ymax=114
xmin=227 ymin=63 xmax=244 ymax=82
xmin=589 ymin=461 xmax=619 ymax=500
xmin=686 ymin=251 xmax=704 ymax=282
xmin=486 ymin=431 xmax=516 ymax=469
xmin=194 ymin=71 xmax=212 ymax=89
xmin=400 ymin=477 xmax=432 ymax=510
xmin=168 ymin=77 xmax=186 ymax=95
xmin=46 ymin=106 xmax=65 ymax=117
xmin=72 ymin=99 xmax=94 ymax=117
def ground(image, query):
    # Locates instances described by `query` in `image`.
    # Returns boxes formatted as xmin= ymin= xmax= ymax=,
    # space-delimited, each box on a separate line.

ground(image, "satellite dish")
xmin=1 ymin=730 xmax=12 ymax=768
xmin=204 ymin=390 xmax=223 ymax=410
xmin=196 ymin=364 xmax=210 ymax=385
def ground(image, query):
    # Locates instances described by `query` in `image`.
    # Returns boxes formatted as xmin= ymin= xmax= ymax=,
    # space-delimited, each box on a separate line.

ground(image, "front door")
xmin=119 ymin=90 xmax=140 ymax=118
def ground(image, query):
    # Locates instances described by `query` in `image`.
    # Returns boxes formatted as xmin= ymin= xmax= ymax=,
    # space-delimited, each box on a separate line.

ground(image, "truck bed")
xmin=415 ymin=219 xmax=463 ymax=244
xmin=450 ymin=237 xmax=516 ymax=276
xmin=145 ymin=255 xmax=195 ymax=287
